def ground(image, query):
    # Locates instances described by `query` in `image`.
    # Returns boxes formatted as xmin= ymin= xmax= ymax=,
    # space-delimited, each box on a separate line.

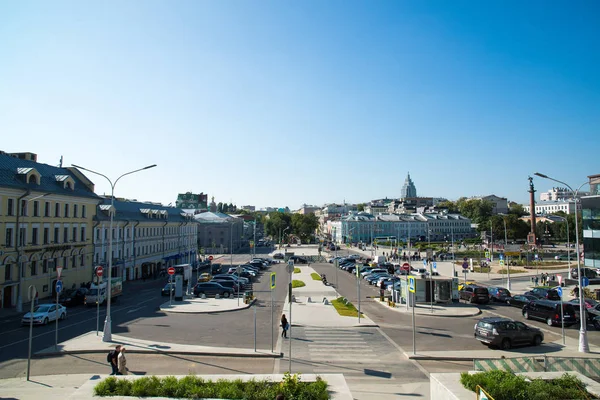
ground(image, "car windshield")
xmin=497 ymin=289 xmax=510 ymax=295
xmin=477 ymin=321 xmax=494 ymax=329
xmin=474 ymin=288 xmax=488 ymax=294
xmin=33 ymin=305 xmax=52 ymax=313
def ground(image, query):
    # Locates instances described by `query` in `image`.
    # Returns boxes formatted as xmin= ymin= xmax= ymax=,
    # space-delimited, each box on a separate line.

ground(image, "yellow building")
xmin=0 ymin=152 xmax=101 ymax=309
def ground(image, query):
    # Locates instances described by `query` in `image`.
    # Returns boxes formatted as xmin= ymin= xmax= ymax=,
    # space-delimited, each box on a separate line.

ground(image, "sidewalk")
xmin=282 ymin=266 xmax=378 ymax=328
xmin=373 ymin=298 xmax=481 ymax=318
xmin=36 ymin=330 xmax=280 ymax=358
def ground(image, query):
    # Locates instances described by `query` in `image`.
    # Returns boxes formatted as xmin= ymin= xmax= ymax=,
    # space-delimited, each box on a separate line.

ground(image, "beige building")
xmin=0 ymin=151 xmax=101 ymax=309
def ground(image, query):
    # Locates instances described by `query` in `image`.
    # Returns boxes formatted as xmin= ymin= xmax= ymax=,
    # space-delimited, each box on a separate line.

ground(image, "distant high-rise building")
xmin=401 ymin=172 xmax=417 ymax=199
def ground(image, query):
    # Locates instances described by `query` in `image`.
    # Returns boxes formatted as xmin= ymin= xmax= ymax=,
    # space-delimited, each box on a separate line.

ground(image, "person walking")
xmin=281 ymin=314 xmax=289 ymax=338
xmin=534 ymin=276 xmax=539 ymax=286
xmin=117 ymin=346 xmax=128 ymax=375
xmin=108 ymin=345 xmax=121 ymax=375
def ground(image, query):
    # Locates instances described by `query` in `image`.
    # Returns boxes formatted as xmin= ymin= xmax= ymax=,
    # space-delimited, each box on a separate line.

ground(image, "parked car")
xmin=524 ymin=287 xmax=561 ymax=301
xmin=212 ymin=274 xmax=249 ymax=285
xmin=487 ymin=287 xmax=511 ymax=303
xmin=474 ymin=317 xmax=543 ymax=350
xmin=211 ymin=279 xmax=241 ymax=294
xmin=458 ymin=281 xmax=477 ymax=291
xmin=273 ymin=253 xmax=284 ymax=260
xmin=289 ymin=256 xmax=308 ymax=264
xmin=58 ymin=288 xmax=88 ymax=307
xmin=522 ymin=299 xmax=577 ymax=327
xmin=570 ymin=267 xmax=598 ymax=280
xmin=197 ymin=273 xmax=212 ymax=282
xmin=193 ymin=282 xmax=234 ymax=298
xmin=22 ymin=304 xmax=67 ymax=325
xmin=569 ymin=298 xmax=599 ymax=309
xmin=459 ymin=285 xmax=490 ymax=304
xmin=161 ymin=282 xmax=175 ymax=296
xmin=506 ymin=294 xmax=538 ymax=308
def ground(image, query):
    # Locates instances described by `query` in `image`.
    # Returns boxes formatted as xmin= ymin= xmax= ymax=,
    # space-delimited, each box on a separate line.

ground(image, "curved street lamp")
xmin=534 ymin=172 xmax=589 ymax=353
xmin=72 ymin=163 xmax=156 ymax=342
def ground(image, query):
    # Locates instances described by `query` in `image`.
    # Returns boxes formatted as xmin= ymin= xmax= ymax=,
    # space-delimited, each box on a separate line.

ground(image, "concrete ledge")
xmin=159 ymin=297 xmax=256 ymax=314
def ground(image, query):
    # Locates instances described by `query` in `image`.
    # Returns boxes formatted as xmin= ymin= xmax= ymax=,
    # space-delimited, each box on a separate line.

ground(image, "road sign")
xmin=401 ymin=263 xmax=410 ymax=271
xmin=55 ymin=280 xmax=63 ymax=294
xmin=433 ymin=262 xmax=437 ymax=270
xmin=56 ymin=266 xmax=63 ymax=279
xmin=287 ymin=261 xmax=294 ymax=274
xmin=484 ymin=252 xmax=490 ymax=259
xmin=582 ymin=277 xmax=590 ymax=287
xmin=270 ymin=272 xmax=276 ymax=290
xmin=557 ymin=274 xmax=563 ymax=285
xmin=534 ymin=254 xmax=539 ymax=260
xmin=499 ymin=254 xmax=504 ymax=261
xmin=408 ymin=276 xmax=416 ymax=293
xmin=462 ymin=261 xmax=469 ymax=270
xmin=423 ymin=260 xmax=427 ymax=266
xmin=168 ymin=267 xmax=175 ymax=276
xmin=96 ymin=266 xmax=103 ymax=277
xmin=556 ymin=286 xmax=563 ymax=297
xmin=499 ymin=260 xmax=505 ymax=267
xmin=208 ymin=255 xmax=214 ymax=261
xmin=28 ymin=285 xmax=37 ymax=301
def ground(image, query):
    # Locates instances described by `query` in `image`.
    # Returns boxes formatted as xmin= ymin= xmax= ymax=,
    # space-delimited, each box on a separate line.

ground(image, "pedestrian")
xmin=117 ymin=346 xmax=128 ymax=375
xmin=107 ymin=345 xmax=121 ymax=375
xmin=574 ymin=285 xmax=580 ymax=298
xmin=531 ymin=276 xmax=534 ymax=284
xmin=535 ymin=276 xmax=539 ymax=286
xmin=281 ymin=314 xmax=289 ymax=338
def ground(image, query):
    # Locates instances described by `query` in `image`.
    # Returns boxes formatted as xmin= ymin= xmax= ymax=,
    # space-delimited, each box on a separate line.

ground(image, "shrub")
xmin=311 ymin=273 xmax=321 ymax=280
xmin=331 ymin=297 xmax=362 ymax=317
xmin=294 ymin=267 xmax=301 ymax=274
xmin=292 ymin=280 xmax=305 ymax=288
xmin=461 ymin=370 xmax=594 ymax=400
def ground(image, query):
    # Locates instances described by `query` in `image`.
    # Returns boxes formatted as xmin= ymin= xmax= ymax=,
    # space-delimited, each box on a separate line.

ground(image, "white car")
xmin=21 ymin=304 xmax=67 ymax=325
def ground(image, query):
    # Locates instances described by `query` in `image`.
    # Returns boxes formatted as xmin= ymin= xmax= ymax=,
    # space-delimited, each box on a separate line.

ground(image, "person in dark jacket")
xmin=281 ymin=314 xmax=289 ymax=338
xmin=109 ymin=345 xmax=121 ymax=375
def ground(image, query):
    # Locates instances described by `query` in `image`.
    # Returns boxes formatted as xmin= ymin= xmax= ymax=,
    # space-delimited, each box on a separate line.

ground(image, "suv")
xmin=460 ymin=285 xmax=490 ymax=304
xmin=522 ymin=299 xmax=578 ymax=327
xmin=524 ymin=287 xmax=561 ymax=300
xmin=571 ymin=267 xmax=598 ymax=280
xmin=193 ymin=282 xmax=234 ymax=298
xmin=487 ymin=287 xmax=511 ymax=303
xmin=474 ymin=317 xmax=543 ymax=350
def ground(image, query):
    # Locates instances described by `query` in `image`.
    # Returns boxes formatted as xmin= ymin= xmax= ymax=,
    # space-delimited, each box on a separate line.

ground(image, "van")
xmin=522 ymin=300 xmax=577 ymax=327
xmin=459 ymin=285 xmax=490 ymax=304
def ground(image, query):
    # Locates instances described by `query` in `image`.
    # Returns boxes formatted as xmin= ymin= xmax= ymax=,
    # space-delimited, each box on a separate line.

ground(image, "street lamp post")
xmin=72 ymin=163 xmax=156 ymax=342
xmin=502 ymin=216 xmax=511 ymax=291
xmin=535 ymin=172 xmax=589 ymax=353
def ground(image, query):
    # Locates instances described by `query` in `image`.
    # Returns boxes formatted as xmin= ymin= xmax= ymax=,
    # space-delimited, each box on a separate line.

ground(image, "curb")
xmin=292 ymin=323 xmax=380 ymax=328
xmin=404 ymin=353 xmax=476 ymax=361
xmin=159 ymin=298 xmax=256 ymax=314
xmin=35 ymin=348 xmax=283 ymax=359
xmin=373 ymin=299 xmax=481 ymax=318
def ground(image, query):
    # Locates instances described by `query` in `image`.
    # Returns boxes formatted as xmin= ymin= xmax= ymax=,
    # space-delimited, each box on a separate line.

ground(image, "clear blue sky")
xmin=1 ymin=1 xmax=598 ymax=209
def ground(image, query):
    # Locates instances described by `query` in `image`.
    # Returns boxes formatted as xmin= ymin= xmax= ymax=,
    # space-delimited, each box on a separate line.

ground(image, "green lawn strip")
xmin=94 ymin=373 xmax=329 ymax=399
xmin=294 ymin=267 xmax=301 ymax=274
xmin=331 ymin=297 xmax=363 ymax=317
xmin=461 ymin=370 xmax=597 ymax=400
xmin=497 ymin=268 xmax=527 ymax=274
xmin=311 ymin=272 xmax=321 ymax=280
xmin=292 ymin=280 xmax=305 ymax=288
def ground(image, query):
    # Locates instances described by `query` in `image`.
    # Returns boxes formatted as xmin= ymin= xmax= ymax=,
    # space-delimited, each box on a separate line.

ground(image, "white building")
xmin=472 ymin=195 xmax=508 ymax=215
xmin=523 ymin=200 xmax=579 ymax=215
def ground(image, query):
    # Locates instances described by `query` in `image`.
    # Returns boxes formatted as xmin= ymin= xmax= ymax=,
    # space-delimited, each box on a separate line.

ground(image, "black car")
xmin=522 ymin=299 xmax=578 ymax=327
xmin=487 ymin=287 xmax=511 ymax=302
xmin=273 ymin=253 xmax=285 ymax=260
xmin=193 ymin=282 xmax=234 ymax=298
xmin=161 ymin=282 xmax=175 ymax=296
xmin=474 ymin=317 xmax=543 ymax=350
xmin=524 ymin=287 xmax=561 ymax=301
xmin=211 ymin=279 xmax=241 ymax=294
xmin=459 ymin=285 xmax=490 ymax=304
xmin=58 ymin=288 xmax=88 ymax=307
xmin=289 ymin=256 xmax=308 ymax=264
xmin=506 ymin=294 xmax=538 ymax=308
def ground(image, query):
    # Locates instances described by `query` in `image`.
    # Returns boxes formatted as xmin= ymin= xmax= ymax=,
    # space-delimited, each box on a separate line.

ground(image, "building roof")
xmin=194 ymin=211 xmax=238 ymax=223
xmin=0 ymin=152 xmax=100 ymax=199
xmin=95 ymin=198 xmax=193 ymax=222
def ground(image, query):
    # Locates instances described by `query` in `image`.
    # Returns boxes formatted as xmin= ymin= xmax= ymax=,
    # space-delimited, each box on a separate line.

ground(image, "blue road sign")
xmin=423 ymin=260 xmax=427 ymax=266
xmin=270 ymin=272 xmax=276 ymax=290
xmin=582 ymin=277 xmax=590 ymax=287
xmin=433 ymin=262 xmax=437 ymax=270
xmin=499 ymin=254 xmax=504 ymax=261
xmin=556 ymin=287 xmax=563 ymax=297
xmin=408 ymin=276 xmax=416 ymax=293
xmin=462 ymin=261 xmax=469 ymax=270
xmin=56 ymin=280 xmax=63 ymax=294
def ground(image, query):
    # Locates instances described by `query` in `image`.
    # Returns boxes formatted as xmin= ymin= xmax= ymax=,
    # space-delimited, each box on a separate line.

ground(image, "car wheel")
xmin=60 ymin=313 xmax=66 ymax=320
xmin=533 ymin=335 xmax=542 ymax=346
xmin=43 ymin=318 xmax=48 ymax=325
xmin=223 ymin=292 xmax=230 ymax=298
xmin=547 ymin=318 xmax=554 ymax=326
xmin=501 ymin=338 xmax=511 ymax=350
xmin=523 ymin=311 xmax=530 ymax=320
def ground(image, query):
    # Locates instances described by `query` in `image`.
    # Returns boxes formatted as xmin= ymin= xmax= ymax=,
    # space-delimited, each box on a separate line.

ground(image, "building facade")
xmin=523 ymin=200 xmax=579 ymax=215
xmin=400 ymin=172 xmax=417 ymax=199
xmin=93 ymin=199 xmax=197 ymax=281
xmin=583 ymin=195 xmax=600 ymax=268
xmin=473 ymin=195 xmax=508 ymax=215
xmin=176 ymin=192 xmax=208 ymax=211
xmin=0 ymin=151 xmax=101 ymax=308
xmin=589 ymin=174 xmax=600 ymax=196
xmin=195 ymin=212 xmax=244 ymax=254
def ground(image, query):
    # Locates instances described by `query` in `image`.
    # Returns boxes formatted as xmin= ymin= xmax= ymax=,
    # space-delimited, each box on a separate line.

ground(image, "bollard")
xmin=201 ymin=293 xmax=206 ymax=299
xmin=215 ymin=294 xmax=220 ymax=299
xmin=307 ymin=297 xmax=312 ymax=303
xmin=323 ymin=298 xmax=330 ymax=305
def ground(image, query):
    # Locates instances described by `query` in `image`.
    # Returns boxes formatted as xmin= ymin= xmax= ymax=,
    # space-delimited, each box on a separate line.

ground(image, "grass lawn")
xmin=498 ymin=268 xmax=527 ymax=274
xmin=294 ymin=267 xmax=301 ymax=274
xmin=292 ymin=280 xmax=305 ymax=288
xmin=331 ymin=297 xmax=363 ymax=317
xmin=311 ymin=272 xmax=321 ymax=280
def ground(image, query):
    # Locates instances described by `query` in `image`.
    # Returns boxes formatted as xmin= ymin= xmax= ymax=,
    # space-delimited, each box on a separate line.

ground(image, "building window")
xmin=63 ymin=227 xmax=68 ymax=243
xmin=4 ymin=264 xmax=11 ymax=281
xmin=73 ymin=204 xmax=78 ymax=218
xmin=80 ymin=254 xmax=84 ymax=266
xmin=72 ymin=255 xmax=76 ymax=268
xmin=55 ymin=203 xmax=60 ymax=217
xmin=54 ymin=227 xmax=59 ymax=243
xmin=31 ymin=261 xmax=38 ymax=276
xmin=104 ymin=229 xmax=107 ymax=239
xmin=112 ymin=229 xmax=115 ymax=239
xmin=63 ymin=257 xmax=68 ymax=270
xmin=7 ymin=198 xmax=14 ymax=216
xmin=43 ymin=227 xmax=49 ymax=244
xmin=33 ymin=201 xmax=39 ymax=217
xmin=44 ymin=201 xmax=50 ymax=217
xmin=19 ymin=227 xmax=26 ymax=247
xmin=82 ymin=205 xmax=86 ymax=218
xmin=42 ymin=259 xmax=48 ymax=274
xmin=81 ymin=227 xmax=86 ymax=241
xmin=5 ymin=228 xmax=13 ymax=247
xmin=64 ymin=204 xmax=69 ymax=218
xmin=72 ymin=227 xmax=77 ymax=242
xmin=20 ymin=199 xmax=27 ymax=216
xmin=32 ymin=227 xmax=38 ymax=245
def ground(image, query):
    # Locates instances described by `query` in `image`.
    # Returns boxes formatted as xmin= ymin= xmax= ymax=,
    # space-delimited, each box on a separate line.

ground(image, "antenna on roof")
xmin=58 ymin=156 xmax=63 ymax=168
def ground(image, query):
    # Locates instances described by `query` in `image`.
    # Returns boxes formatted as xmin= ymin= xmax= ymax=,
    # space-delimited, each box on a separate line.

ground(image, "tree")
xmin=458 ymin=199 xmax=493 ymax=228
xmin=437 ymin=200 xmax=459 ymax=213
xmin=508 ymin=203 xmax=526 ymax=217
xmin=357 ymin=203 xmax=365 ymax=212
xmin=291 ymin=213 xmax=319 ymax=243
xmin=229 ymin=203 xmax=236 ymax=212
xmin=217 ymin=202 xmax=223 ymax=213
xmin=264 ymin=212 xmax=292 ymax=242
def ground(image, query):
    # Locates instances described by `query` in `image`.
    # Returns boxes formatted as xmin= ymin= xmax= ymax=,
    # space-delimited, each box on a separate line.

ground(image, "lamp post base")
xmin=102 ymin=317 xmax=112 ymax=342
xmin=579 ymin=329 xmax=590 ymax=353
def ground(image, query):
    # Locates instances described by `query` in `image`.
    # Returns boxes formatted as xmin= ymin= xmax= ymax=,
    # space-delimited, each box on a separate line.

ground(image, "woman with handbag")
xmin=280 ymin=314 xmax=289 ymax=338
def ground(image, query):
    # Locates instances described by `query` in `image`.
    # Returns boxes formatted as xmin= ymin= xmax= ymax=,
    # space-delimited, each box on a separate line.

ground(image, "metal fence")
xmin=474 ymin=356 xmax=600 ymax=378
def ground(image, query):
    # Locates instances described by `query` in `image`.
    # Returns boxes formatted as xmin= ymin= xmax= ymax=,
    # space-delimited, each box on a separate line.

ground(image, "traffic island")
xmin=373 ymin=297 xmax=481 ymax=318
xmin=159 ymin=296 xmax=255 ymax=314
